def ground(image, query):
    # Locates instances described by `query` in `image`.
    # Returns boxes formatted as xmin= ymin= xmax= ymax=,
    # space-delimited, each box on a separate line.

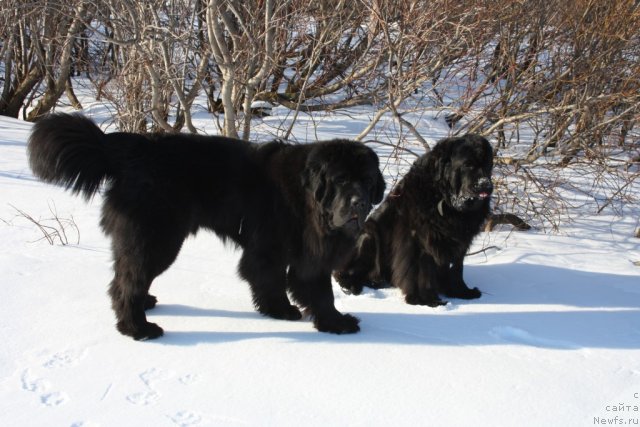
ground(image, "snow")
xmin=1 ymin=108 xmax=639 ymax=427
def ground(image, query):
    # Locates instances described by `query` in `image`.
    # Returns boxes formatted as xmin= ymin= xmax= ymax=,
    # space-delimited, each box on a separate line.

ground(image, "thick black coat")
xmin=335 ymin=134 xmax=493 ymax=306
xmin=28 ymin=113 xmax=385 ymax=340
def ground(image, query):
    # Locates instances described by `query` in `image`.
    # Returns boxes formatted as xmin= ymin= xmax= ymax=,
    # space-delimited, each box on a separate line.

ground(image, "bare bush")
xmin=9 ymin=204 xmax=80 ymax=246
xmin=0 ymin=1 xmax=90 ymax=118
xmin=1 ymin=0 xmax=638 ymax=228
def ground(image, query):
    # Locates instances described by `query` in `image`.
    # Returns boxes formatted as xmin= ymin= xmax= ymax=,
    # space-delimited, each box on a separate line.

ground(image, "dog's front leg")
xmin=288 ymin=265 xmax=360 ymax=334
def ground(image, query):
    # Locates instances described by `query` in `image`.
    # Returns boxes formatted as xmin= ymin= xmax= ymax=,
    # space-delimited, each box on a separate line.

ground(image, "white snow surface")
xmin=1 ymin=111 xmax=639 ymax=427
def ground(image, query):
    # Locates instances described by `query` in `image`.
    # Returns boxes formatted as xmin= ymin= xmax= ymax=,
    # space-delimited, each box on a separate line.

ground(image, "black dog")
xmin=335 ymin=134 xmax=493 ymax=306
xmin=28 ymin=113 xmax=385 ymax=340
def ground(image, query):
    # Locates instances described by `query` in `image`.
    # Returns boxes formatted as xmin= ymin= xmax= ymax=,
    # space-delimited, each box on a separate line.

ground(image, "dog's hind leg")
xmin=104 ymin=206 xmax=186 ymax=340
xmin=109 ymin=268 xmax=163 ymax=341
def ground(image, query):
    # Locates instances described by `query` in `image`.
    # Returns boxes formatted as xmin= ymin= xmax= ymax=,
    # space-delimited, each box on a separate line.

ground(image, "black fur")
xmin=28 ymin=113 xmax=385 ymax=340
xmin=335 ymin=134 xmax=493 ymax=306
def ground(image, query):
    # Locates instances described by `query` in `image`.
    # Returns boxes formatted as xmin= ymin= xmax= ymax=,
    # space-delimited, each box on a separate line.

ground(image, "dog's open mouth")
xmin=453 ymin=191 xmax=492 ymax=211
xmin=462 ymin=191 xmax=491 ymax=203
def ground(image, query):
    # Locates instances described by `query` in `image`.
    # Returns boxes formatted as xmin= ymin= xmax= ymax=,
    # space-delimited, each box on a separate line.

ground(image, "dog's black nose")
xmin=476 ymin=177 xmax=493 ymax=192
xmin=349 ymin=195 xmax=369 ymax=229
xmin=350 ymin=195 xmax=368 ymax=211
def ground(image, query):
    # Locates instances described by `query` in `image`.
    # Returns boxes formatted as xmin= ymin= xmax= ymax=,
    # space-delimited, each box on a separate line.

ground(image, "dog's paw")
xmin=445 ymin=286 xmax=482 ymax=300
xmin=334 ymin=272 xmax=364 ymax=295
xmin=144 ymin=294 xmax=158 ymax=310
xmin=458 ymin=286 xmax=482 ymax=300
xmin=405 ymin=293 xmax=448 ymax=307
xmin=260 ymin=304 xmax=302 ymax=321
xmin=314 ymin=313 xmax=360 ymax=334
xmin=117 ymin=320 xmax=164 ymax=341
xmin=366 ymin=280 xmax=391 ymax=290
xmin=339 ymin=284 xmax=363 ymax=295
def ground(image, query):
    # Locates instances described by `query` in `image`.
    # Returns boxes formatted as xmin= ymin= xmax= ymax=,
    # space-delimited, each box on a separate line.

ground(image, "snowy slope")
xmin=1 ymin=114 xmax=639 ymax=427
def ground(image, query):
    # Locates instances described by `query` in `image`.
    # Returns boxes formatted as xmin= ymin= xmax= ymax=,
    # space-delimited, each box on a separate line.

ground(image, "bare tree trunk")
xmin=241 ymin=0 xmax=275 ymax=140
xmin=206 ymin=0 xmax=239 ymax=138
xmin=65 ymin=77 xmax=82 ymax=110
xmin=27 ymin=3 xmax=91 ymax=120
xmin=1 ymin=66 xmax=43 ymax=117
xmin=145 ymin=60 xmax=177 ymax=133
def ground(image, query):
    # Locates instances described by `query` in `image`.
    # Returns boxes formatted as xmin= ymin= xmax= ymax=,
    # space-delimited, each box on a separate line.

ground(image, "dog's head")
xmin=431 ymin=134 xmax=493 ymax=212
xmin=303 ymin=140 xmax=385 ymax=235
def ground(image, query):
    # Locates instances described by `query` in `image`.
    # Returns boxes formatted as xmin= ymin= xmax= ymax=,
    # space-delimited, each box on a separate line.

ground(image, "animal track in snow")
xmin=70 ymin=421 xmax=101 ymax=427
xmin=43 ymin=349 xmax=87 ymax=369
xmin=21 ymin=369 xmax=51 ymax=393
xmin=139 ymin=368 xmax=174 ymax=387
xmin=489 ymin=326 xmax=580 ymax=349
xmin=126 ymin=368 xmax=175 ymax=406
xmin=21 ymin=369 xmax=68 ymax=407
xmin=126 ymin=369 xmax=200 ymax=409
xmin=178 ymin=374 xmax=199 ymax=385
xmin=168 ymin=410 xmax=203 ymax=426
xmin=126 ymin=390 xmax=161 ymax=406
xmin=41 ymin=391 xmax=69 ymax=407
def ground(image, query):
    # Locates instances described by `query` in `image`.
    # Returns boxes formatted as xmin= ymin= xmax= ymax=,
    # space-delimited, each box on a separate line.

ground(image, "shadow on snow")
xmin=146 ymin=262 xmax=640 ymax=350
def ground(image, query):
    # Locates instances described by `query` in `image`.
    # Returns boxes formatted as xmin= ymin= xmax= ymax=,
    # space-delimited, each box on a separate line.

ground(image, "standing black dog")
xmin=28 ymin=113 xmax=385 ymax=340
xmin=335 ymin=134 xmax=493 ymax=306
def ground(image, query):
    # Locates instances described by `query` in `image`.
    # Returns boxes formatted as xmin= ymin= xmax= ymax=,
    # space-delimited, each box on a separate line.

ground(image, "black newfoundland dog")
xmin=28 ymin=113 xmax=385 ymax=340
xmin=335 ymin=134 xmax=493 ymax=306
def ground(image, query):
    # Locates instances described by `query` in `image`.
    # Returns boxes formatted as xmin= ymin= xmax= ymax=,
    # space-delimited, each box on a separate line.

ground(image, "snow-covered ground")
xmin=1 ymin=107 xmax=639 ymax=427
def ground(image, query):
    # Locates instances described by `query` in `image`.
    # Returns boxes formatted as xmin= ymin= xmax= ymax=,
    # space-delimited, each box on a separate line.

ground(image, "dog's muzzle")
xmin=474 ymin=177 xmax=493 ymax=200
xmin=347 ymin=195 xmax=369 ymax=230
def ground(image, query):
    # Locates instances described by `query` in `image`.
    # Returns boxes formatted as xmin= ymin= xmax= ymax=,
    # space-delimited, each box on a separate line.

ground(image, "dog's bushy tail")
xmin=28 ymin=113 xmax=114 ymax=200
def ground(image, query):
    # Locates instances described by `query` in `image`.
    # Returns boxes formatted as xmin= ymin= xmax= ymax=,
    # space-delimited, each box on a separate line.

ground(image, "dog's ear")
xmin=429 ymin=138 xmax=456 ymax=184
xmin=372 ymin=172 xmax=386 ymax=204
xmin=430 ymin=152 xmax=449 ymax=183
xmin=302 ymin=163 xmax=327 ymax=202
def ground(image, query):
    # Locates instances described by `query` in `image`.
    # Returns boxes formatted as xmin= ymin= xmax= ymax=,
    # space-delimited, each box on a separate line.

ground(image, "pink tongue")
xmin=479 ymin=192 xmax=489 ymax=199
